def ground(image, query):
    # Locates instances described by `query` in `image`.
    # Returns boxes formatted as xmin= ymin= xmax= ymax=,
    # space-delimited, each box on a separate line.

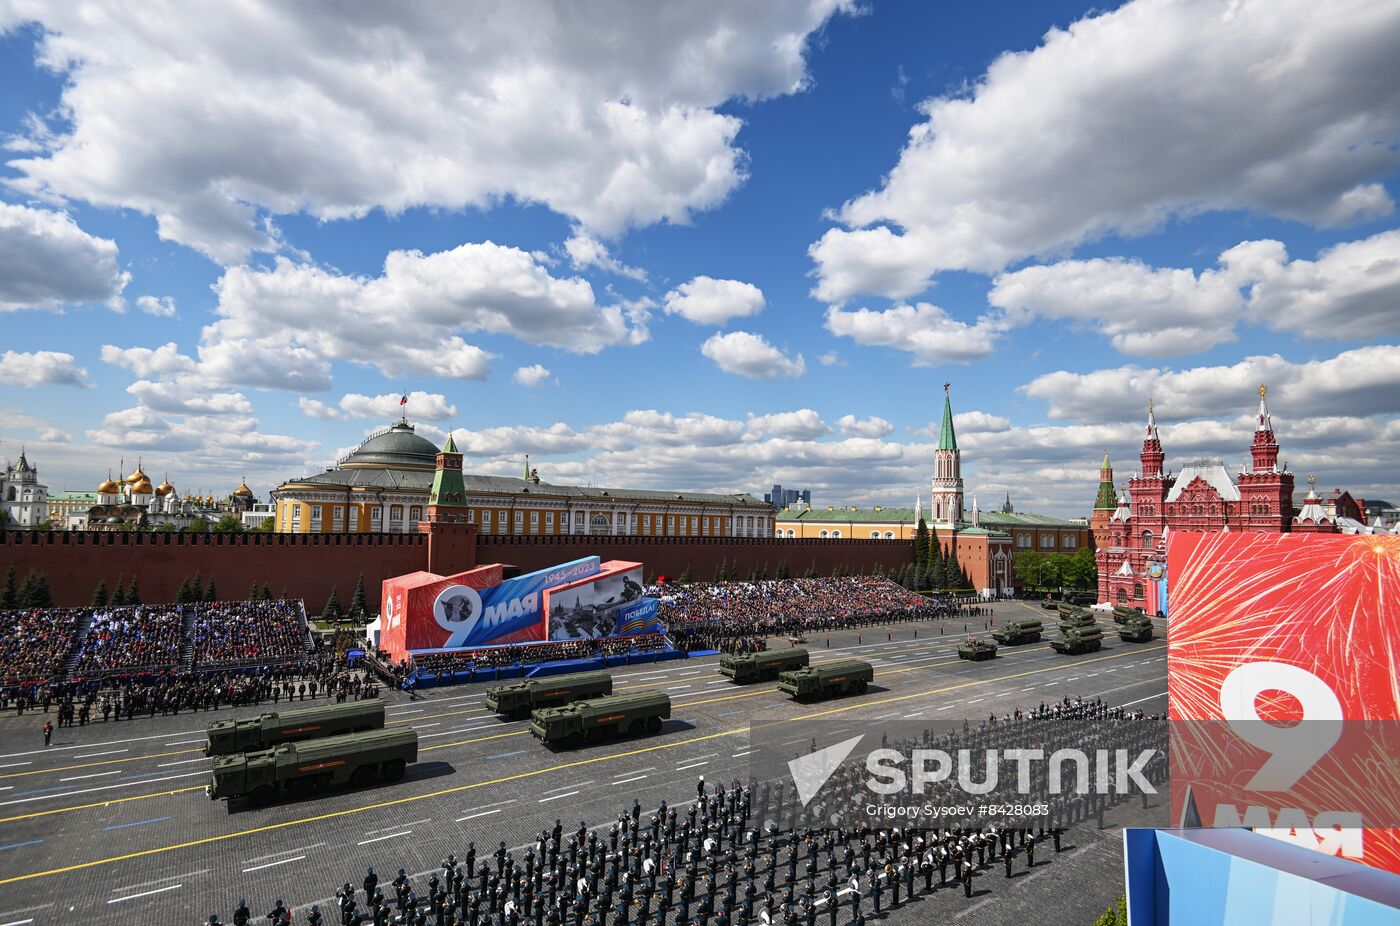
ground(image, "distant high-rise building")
xmin=765 ymin=484 xmax=811 ymax=509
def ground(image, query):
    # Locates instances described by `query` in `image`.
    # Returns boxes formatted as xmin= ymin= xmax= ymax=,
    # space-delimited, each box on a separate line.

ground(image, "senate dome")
xmin=338 ymin=421 xmax=440 ymax=471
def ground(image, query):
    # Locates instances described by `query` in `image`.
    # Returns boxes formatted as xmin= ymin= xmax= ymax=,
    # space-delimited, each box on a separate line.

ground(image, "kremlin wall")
xmin=0 ymin=528 xmax=911 ymax=610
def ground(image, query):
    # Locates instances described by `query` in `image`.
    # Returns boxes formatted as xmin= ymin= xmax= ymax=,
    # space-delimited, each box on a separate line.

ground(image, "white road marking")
xmin=456 ymin=808 xmax=503 ymax=821
xmin=157 ymin=758 xmax=209 ymax=767
xmin=108 ymin=884 xmax=182 ymax=904
xmin=357 ymin=831 xmax=412 ymax=846
xmin=667 ymin=685 xmax=691 ymax=691
xmin=731 ymin=751 xmax=751 ymax=758
xmin=612 ymin=776 xmax=648 ymax=785
xmin=244 ymin=845 xmax=324 ymax=864
xmin=242 ymin=854 xmax=305 ymax=873
xmin=1120 ymin=692 xmax=1168 ymax=707
xmin=75 ymin=749 xmax=128 ymax=758
xmin=676 ymin=760 xmax=709 ymax=771
xmin=163 ymin=739 xmax=204 ymax=746
xmin=60 ymin=770 xmax=122 ymax=781
xmin=0 ymin=728 xmax=205 ymax=760
xmin=0 ymin=763 xmax=31 ymax=769
xmin=544 ymin=782 xmax=590 ymax=793
xmin=0 ymin=918 xmax=35 ymax=926
xmin=613 ymin=768 xmax=655 ymax=777
xmin=0 ymin=770 xmax=207 ymax=807
xmin=538 ymin=791 xmax=579 ymax=803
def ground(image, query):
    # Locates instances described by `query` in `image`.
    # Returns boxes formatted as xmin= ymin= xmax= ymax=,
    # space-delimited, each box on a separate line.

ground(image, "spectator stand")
xmin=405 ymin=634 xmax=679 ymax=689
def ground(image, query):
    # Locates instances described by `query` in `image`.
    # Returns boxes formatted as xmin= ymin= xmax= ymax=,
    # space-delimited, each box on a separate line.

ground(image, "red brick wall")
xmin=476 ymin=535 xmax=911 ymax=581
xmin=0 ymin=531 xmax=438 ymax=611
xmin=1 ymin=530 xmax=912 ymax=611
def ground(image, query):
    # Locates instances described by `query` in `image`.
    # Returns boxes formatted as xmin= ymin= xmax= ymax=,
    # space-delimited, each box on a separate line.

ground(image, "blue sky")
xmin=1 ymin=0 xmax=1397 ymax=516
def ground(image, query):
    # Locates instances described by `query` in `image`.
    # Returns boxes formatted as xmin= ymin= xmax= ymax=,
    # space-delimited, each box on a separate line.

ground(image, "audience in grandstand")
xmin=71 ymin=605 xmax=183 ymax=676
xmin=0 ymin=607 xmax=82 ymax=685
xmin=190 ymin=599 xmax=311 ymax=667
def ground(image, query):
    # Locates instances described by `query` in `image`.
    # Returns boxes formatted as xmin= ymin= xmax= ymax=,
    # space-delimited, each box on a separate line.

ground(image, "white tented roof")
xmin=1166 ymin=461 xmax=1241 ymax=503
xmin=1115 ymin=560 xmax=1135 ymax=577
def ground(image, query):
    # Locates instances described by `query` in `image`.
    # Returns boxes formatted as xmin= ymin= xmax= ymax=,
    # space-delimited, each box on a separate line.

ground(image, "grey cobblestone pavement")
xmin=0 ymin=601 xmax=1167 ymax=925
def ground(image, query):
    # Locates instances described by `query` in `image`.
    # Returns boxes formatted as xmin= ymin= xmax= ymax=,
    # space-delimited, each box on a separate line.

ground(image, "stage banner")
xmin=1167 ymin=531 xmax=1400 ymax=875
xmin=544 ymin=561 xmax=662 ymax=641
xmin=380 ymin=556 xmax=602 ymax=659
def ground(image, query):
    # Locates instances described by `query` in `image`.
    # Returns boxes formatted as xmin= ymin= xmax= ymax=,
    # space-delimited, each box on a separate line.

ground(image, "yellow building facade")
xmin=272 ymin=420 xmax=774 ymax=538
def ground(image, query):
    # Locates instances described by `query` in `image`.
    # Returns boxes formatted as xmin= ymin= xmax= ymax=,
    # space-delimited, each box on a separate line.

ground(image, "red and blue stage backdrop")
xmin=544 ymin=561 xmax=661 ymax=641
xmin=1167 ymin=531 xmax=1400 ymax=876
xmin=379 ymin=556 xmax=660 ymax=659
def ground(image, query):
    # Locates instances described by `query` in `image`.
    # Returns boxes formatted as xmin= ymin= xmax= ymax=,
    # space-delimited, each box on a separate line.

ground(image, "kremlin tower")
xmin=929 ymin=383 xmax=963 ymax=527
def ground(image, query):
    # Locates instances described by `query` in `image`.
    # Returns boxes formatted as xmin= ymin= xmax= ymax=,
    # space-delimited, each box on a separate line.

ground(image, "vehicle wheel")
xmin=856 ymin=680 xmax=868 ymax=693
xmin=381 ymin=759 xmax=406 ymax=782
xmin=646 ymin=717 xmax=662 ymax=734
xmin=288 ymin=778 xmax=313 ymax=799
xmin=250 ymin=785 xmax=275 ymax=804
xmin=351 ymin=765 xmax=375 ymax=787
xmin=629 ymin=720 xmax=644 ymax=736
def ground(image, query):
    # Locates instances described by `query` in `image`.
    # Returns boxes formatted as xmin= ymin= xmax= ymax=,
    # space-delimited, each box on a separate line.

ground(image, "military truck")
xmin=206 ymin=727 xmax=418 ymax=802
xmin=529 ymin=690 xmax=670 ymax=746
xmin=718 ymin=647 xmax=809 ymax=683
xmin=1112 ymin=604 xmax=1148 ymax=625
xmin=991 ymin=619 xmax=1043 ymax=646
xmin=204 ymin=699 xmax=385 ymax=757
xmin=1058 ymin=610 xmax=1098 ymax=632
xmin=1050 ymin=626 xmax=1104 ymax=655
xmin=777 ymin=659 xmax=874 ymax=701
xmin=957 ymin=639 xmax=998 ymax=661
xmin=1040 ymin=598 xmax=1062 ymax=611
xmin=1118 ymin=618 xmax=1154 ymax=643
xmin=484 ymin=671 xmax=612 ymax=718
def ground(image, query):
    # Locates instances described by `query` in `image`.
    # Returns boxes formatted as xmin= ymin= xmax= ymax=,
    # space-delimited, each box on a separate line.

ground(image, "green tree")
xmin=1092 ymin=895 xmax=1128 ymax=926
xmin=204 ymin=577 xmax=217 ymax=602
xmin=126 ymin=578 xmax=141 ymax=605
xmin=211 ymin=514 xmax=244 ymax=533
xmin=111 ymin=580 xmax=128 ymax=607
xmin=1067 ymin=546 xmax=1098 ymax=589
xmin=348 ymin=573 xmax=367 ymax=618
xmin=248 ymin=581 xmax=262 ymax=601
xmin=803 ymin=560 xmax=818 ymax=579
xmin=1043 ymin=553 xmax=1071 ymax=591
xmin=249 ymin=517 xmax=275 ymax=533
xmin=90 ymin=580 xmax=109 ymax=607
xmin=713 ymin=560 xmax=726 ymax=582
xmin=153 ymin=522 xmax=176 ymax=532
xmin=775 ymin=560 xmax=791 ymax=581
xmin=18 ymin=571 xmax=52 ymax=607
xmin=677 ymin=565 xmax=693 ymax=584
xmin=748 ymin=564 xmax=761 ymax=581
xmin=912 ymin=517 xmax=930 ymax=572
xmin=181 ymin=518 xmax=210 ymax=533
xmin=1013 ymin=551 xmax=1045 ymax=589
xmin=321 ymin=585 xmax=343 ymax=620
xmin=760 ymin=561 xmax=770 ymax=580
xmin=176 ymin=577 xmax=193 ymax=604
xmin=191 ymin=572 xmax=204 ymax=602
xmin=1 ymin=565 xmax=18 ymax=609
xmin=262 ymin=583 xmax=273 ymax=601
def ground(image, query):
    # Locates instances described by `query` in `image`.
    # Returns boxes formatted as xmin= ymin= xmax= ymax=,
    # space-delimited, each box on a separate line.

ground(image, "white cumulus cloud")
xmin=700 ymin=331 xmax=805 ymax=379
xmin=5 ymin=1 xmax=855 ymax=262
xmin=810 ymin=0 xmax=1400 ymax=303
xmin=824 ymin=303 xmax=1006 ymax=365
xmin=0 ymin=203 xmax=128 ymax=312
xmin=514 ymin=364 xmax=555 ymax=388
xmin=837 ymin=414 xmax=894 ymax=438
xmin=135 ymin=295 xmax=177 ymax=317
xmin=0 ymin=349 xmax=90 ymax=387
xmin=664 ymin=276 xmax=766 ymax=326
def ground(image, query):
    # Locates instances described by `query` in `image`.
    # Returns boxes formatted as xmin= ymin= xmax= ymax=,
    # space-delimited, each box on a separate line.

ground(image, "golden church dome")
xmin=232 ymin=481 xmax=254 ymax=497
xmin=125 ymin=466 xmax=148 ymax=485
xmin=130 ymin=479 xmax=154 ymax=495
xmin=98 ymin=477 xmax=120 ymax=494
xmin=156 ymin=479 xmax=175 ymax=496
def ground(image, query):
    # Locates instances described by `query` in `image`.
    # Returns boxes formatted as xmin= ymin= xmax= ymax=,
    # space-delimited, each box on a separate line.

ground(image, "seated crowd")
xmin=653 ymin=577 xmax=959 ymax=652
xmin=71 ymin=605 xmax=184 ymax=676
xmin=190 ymin=599 xmax=311 ymax=667
xmin=1 ymin=651 xmax=377 ymax=721
xmin=0 ymin=607 xmax=83 ymax=686
xmin=413 ymin=634 xmax=668 ymax=677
